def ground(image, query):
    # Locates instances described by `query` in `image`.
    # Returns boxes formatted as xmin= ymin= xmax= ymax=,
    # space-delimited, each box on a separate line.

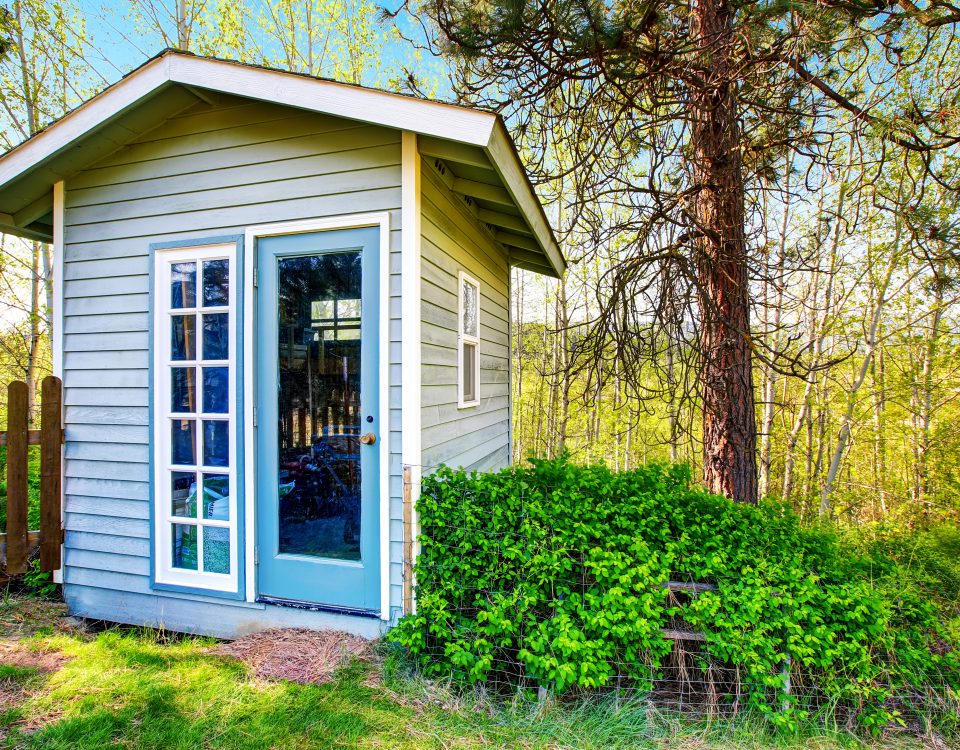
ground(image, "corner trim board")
xmin=51 ymin=181 xmax=65 ymax=584
xmin=401 ymin=132 xmax=422 ymax=617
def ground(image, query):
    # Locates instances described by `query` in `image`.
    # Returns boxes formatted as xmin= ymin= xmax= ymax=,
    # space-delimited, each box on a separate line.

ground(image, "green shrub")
xmin=389 ymin=458 xmax=960 ymax=733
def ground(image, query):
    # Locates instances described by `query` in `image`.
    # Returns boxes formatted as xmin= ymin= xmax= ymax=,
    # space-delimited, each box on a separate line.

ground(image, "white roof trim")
xmin=0 ymin=51 xmax=564 ymax=276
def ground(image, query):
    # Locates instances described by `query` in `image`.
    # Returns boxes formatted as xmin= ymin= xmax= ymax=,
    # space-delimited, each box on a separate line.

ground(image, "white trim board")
xmin=400 ymin=133 xmax=422 ymax=616
xmin=457 ymin=269 xmax=482 ymax=410
xmin=51 ymin=181 xmax=65 ymax=585
xmin=243 ymin=212 xmax=393 ymax=619
xmin=0 ymin=51 xmax=563 ymax=278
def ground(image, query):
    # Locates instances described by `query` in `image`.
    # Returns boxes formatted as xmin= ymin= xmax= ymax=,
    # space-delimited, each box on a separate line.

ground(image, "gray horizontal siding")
xmin=419 ymin=162 xmax=512 ymax=472
xmin=62 ymin=97 xmax=405 ymax=624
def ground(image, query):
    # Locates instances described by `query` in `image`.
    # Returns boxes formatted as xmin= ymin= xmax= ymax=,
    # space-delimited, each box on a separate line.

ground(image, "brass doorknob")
xmin=359 ymin=432 xmax=377 ymax=445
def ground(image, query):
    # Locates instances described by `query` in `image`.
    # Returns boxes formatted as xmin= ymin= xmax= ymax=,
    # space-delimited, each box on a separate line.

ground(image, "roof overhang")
xmin=0 ymin=51 xmax=564 ymax=277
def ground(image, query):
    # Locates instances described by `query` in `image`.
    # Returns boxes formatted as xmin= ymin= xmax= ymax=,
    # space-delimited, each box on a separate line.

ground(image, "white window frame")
xmin=458 ymin=270 xmax=481 ymax=409
xmin=153 ymin=243 xmax=239 ymax=592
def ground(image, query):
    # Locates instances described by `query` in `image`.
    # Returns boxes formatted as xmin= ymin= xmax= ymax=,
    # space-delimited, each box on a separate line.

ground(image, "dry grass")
xmin=0 ymin=596 xmax=67 ymax=639
xmin=211 ymin=627 xmax=371 ymax=684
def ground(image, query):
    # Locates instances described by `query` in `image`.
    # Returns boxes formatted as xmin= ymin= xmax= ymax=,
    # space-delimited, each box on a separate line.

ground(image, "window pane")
xmin=172 ymin=524 xmax=198 ymax=570
xmin=171 ymin=315 xmax=196 ymax=360
xmin=312 ymin=299 xmax=334 ymax=320
xmin=202 ymin=313 xmax=229 ymax=360
xmin=171 ymin=471 xmax=197 ymax=517
xmin=203 ymin=420 xmax=229 ymax=467
xmin=171 ymin=262 xmax=196 ymax=309
xmin=463 ymin=341 xmax=477 ymax=402
xmin=277 ymin=251 xmax=363 ymax=561
xmin=462 ymin=279 xmax=478 ymax=338
xmin=202 ymin=473 xmax=230 ymax=520
xmin=203 ymin=526 xmax=230 ymax=574
xmin=337 ymin=298 xmax=361 ymax=319
xmin=202 ymin=259 xmax=229 ymax=307
xmin=202 ymin=367 xmax=229 ymax=414
xmin=171 ymin=367 xmax=196 ymax=413
xmin=171 ymin=419 xmax=196 ymax=465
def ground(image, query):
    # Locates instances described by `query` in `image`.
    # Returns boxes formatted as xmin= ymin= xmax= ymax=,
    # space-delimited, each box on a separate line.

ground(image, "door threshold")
xmin=257 ymin=595 xmax=380 ymax=619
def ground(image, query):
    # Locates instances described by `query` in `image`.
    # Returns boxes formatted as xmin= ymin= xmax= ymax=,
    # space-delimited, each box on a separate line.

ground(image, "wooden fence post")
xmin=39 ymin=376 xmax=63 ymax=572
xmin=5 ymin=380 xmax=29 ymax=575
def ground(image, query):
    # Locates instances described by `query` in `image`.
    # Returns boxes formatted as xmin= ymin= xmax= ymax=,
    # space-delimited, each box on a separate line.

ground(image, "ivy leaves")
xmin=388 ymin=458 xmax=959 ymax=732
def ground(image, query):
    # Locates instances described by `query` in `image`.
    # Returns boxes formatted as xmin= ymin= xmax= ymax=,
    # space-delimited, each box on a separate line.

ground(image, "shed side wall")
xmin=419 ymin=161 xmax=512 ymax=472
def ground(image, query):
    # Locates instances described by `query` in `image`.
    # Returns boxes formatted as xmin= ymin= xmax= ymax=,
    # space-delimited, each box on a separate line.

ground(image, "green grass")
xmin=0 ymin=445 xmax=41 ymax=530
xmin=0 ymin=604 xmax=944 ymax=750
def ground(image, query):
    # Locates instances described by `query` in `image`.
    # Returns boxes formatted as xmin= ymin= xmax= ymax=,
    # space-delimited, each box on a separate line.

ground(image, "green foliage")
xmin=22 ymin=560 xmax=57 ymax=598
xmin=0 ymin=445 xmax=41 ymax=530
xmin=390 ymin=458 xmax=960 ymax=733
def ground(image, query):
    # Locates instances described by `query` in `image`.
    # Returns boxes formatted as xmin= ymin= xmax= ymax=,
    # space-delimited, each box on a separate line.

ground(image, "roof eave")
xmin=0 ymin=50 xmax=565 ymax=275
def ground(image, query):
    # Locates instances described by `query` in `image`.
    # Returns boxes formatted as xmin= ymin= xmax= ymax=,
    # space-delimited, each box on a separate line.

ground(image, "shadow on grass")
xmin=4 ymin=631 xmax=421 ymax=750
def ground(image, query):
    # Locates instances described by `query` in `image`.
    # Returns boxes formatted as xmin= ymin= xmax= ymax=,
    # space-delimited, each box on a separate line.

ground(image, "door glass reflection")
xmin=276 ymin=252 xmax=362 ymax=560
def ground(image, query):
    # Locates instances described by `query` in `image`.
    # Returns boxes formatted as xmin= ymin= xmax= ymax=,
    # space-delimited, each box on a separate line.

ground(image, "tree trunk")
xmin=689 ymin=0 xmax=758 ymax=503
xmin=758 ymin=159 xmax=791 ymax=498
xmin=819 ymin=249 xmax=897 ymax=516
xmin=916 ymin=262 xmax=944 ymax=514
xmin=666 ymin=346 xmax=679 ymax=463
xmin=556 ymin=278 xmax=570 ymax=455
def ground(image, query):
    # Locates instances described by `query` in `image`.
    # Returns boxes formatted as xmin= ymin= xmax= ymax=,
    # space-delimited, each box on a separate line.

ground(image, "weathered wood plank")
xmin=0 ymin=430 xmax=41 ymax=446
xmin=5 ymin=381 xmax=29 ymax=574
xmin=663 ymin=581 xmax=718 ymax=594
xmin=40 ymin=376 xmax=63 ymax=572
xmin=0 ymin=530 xmax=40 ymax=567
xmin=661 ymin=629 xmax=708 ymax=642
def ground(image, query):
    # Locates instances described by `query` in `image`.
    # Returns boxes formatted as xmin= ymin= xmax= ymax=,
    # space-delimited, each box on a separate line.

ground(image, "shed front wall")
xmin=60 ymin=95 xmax=406 ymax=635
xmin=419 ymin=161 xmax=512 ymax=472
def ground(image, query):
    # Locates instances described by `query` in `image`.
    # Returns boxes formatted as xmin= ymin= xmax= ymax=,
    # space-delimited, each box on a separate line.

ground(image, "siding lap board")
xmin=61 ymin=99 xmax=404 ymax=632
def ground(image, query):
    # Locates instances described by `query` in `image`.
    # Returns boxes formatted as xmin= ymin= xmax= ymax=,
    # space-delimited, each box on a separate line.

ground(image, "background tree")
xmin=414 ymin=0 xmax=960 ymax=504
xmin=0 ymin=0 xmax=90 ymax=422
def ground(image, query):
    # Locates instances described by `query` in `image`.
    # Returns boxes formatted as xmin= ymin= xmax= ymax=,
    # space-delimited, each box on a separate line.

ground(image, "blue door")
xmin=255 ymin=227 xmax=380 ymax=612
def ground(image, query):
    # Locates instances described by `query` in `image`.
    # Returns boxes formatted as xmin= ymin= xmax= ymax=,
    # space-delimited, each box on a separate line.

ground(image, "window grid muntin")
xmin=155 ymin=244 xmax=238 ymax=590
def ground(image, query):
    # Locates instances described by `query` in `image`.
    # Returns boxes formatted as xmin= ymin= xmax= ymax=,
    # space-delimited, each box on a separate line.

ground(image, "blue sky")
xmin=73 ymin=0 xmax=453 ymax=97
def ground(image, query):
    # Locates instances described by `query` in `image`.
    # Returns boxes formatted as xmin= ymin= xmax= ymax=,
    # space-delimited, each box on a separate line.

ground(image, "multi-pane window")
xmin=154 ymin=245 xmax=237 ymax=592
xmin=458 ymin=271 xmax=480 ymax=408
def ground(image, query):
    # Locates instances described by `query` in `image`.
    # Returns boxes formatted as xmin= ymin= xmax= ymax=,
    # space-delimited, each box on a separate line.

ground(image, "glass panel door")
xmin=255 ymin=227 xmax=381 ymax=612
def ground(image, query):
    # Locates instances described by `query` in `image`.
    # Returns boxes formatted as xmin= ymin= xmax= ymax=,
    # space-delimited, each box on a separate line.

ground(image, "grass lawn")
xmin=0 ymin=595 xmax=945 ymax=750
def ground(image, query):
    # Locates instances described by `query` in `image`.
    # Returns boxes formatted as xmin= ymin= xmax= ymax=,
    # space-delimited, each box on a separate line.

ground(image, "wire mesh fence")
xmin=396 ymin=462 xmax=960 ymax=735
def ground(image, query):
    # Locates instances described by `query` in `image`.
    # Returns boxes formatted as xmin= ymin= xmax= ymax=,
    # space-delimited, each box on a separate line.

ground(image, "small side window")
xmin=458 ymin=271 xmax=480 ymax=408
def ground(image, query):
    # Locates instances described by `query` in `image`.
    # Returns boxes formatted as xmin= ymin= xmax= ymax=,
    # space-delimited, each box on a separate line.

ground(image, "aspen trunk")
xmin=820 ymin=251 xmax=897 ymax=517
xmin=916 ymin=263 xmax=944 ymax=513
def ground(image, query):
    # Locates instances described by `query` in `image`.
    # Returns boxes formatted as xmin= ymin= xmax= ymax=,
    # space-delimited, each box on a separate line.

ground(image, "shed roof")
xmin=0 ymin=49 xmax=564 ymax=277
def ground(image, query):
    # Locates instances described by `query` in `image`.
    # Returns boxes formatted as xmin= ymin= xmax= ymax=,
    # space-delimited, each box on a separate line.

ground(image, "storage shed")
xmin=0 ymin=50 xmax=564 ymax=637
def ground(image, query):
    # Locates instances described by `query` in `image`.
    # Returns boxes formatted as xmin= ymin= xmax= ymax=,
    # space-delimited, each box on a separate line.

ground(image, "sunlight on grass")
xmin=0 ymin=624 xmax=939 ymax=750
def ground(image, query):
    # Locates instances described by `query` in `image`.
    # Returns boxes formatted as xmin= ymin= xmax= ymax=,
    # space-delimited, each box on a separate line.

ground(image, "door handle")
xmin=359 ymin=432 xmax=377 ymax=445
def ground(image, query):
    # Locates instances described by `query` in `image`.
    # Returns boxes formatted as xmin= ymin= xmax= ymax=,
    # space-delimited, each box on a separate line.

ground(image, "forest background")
xmin=0 ymin=0 xmax=958 ymax=526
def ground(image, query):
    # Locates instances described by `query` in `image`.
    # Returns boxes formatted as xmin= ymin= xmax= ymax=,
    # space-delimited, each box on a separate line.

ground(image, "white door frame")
xmin=243 ymin=213 xmax=392 ymax=619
